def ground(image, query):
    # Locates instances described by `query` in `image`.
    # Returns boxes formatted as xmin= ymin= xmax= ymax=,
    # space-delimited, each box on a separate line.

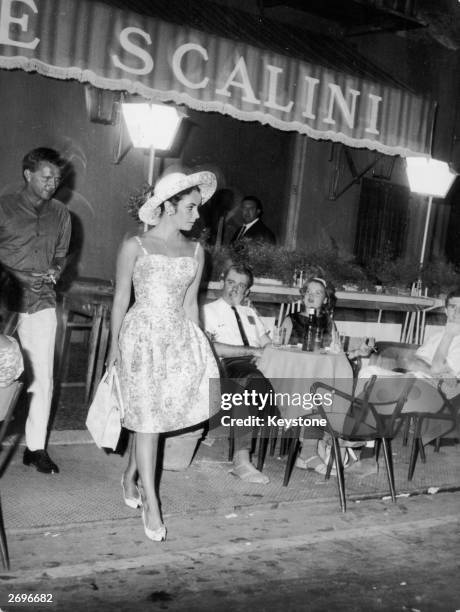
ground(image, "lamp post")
xmin=405 ymin=157 xmax=457 ymax=270
xmin=121 ymin=102 xmax=185 ymax=185
xmin=403 ymin=157 xmax=457 ymax=343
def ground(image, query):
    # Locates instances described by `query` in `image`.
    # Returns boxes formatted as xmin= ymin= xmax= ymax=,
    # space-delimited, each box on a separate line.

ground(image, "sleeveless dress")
xmin=117 ymin=238 xmax=220 ymax=433
xmin=287 ymin=311 xmax=333 ymax=347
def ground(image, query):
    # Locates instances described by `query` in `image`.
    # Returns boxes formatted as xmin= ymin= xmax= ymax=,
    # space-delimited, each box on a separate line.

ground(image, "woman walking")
xmin=107 ymin=171 xmax=219 ymax=542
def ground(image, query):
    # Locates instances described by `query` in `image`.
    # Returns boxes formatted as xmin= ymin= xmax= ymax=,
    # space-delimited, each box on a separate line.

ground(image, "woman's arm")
xmin=183 ymin=243 xmax=204 ymax=326
xmin=107 ymin=238 xmax=138 ymax=369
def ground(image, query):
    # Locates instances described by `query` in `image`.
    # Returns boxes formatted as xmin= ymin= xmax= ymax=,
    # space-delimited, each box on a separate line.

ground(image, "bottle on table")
xmin=302 ymin=307 xmax=316 ymax=352
xmin=313 ymin=309 xmax=323 ymax=351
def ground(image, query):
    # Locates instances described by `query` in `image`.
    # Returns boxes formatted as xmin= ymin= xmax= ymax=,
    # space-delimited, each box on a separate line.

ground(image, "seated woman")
xmin=281 ymin=276 xmax=371 ymax=358
xmin=280 ymin=276 xmax=370 ymax=473
xmin=281 ymin=276 xmax=335 ymax=349
xmin=0 ymin=332 xmax=23 ymax=388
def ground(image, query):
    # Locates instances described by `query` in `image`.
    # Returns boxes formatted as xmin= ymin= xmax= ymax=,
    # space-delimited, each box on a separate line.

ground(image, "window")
xmin=354 ymin=178 xmax=410 ymax=265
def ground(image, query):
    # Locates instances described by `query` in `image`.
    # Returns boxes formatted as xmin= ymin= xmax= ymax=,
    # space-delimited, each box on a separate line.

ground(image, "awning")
xmin=0 ymin=0 xmax=436 ymax=156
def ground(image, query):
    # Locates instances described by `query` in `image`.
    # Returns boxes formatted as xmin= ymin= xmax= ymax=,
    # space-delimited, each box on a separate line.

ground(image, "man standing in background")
xmin=0 ymin=147 xmax=71 ymax=474
xmin=230 ymin=196 xmax=276 ymax=244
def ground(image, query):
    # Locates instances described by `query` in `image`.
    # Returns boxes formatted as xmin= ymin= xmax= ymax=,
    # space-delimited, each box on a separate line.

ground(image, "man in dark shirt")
xmin=0 ymin=148 xmax=71 ymax=474
xmin=230 ymin=196 xmax=276 ymax=244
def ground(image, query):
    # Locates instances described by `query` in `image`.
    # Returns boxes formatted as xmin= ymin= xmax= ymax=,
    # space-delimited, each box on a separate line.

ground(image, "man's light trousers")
xmin=17 ymin=308 xmax=57 ymax=450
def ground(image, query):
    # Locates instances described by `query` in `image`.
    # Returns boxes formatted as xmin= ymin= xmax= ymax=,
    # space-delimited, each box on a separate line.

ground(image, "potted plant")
xmin=366 ymin=246 xmax=419 ymax=294
xmin=206 ymin=240 xmax=374 ymax=290
xmin=422 ymin=259 xmax=460 ymax=297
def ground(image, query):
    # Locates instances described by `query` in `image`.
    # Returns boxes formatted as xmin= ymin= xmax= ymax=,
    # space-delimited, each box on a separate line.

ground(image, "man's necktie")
xmin=236 ymin=225 xmax=246 ymax=240
xmin=231 ymin=306 xmax=250 ymax=346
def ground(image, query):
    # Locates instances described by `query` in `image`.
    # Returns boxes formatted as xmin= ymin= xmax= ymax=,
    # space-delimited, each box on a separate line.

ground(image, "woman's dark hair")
xmin=128 ymin=184 xmax=201 ymax=223
xmin=157 ymin=185 xmax=200 ymax=216
xmin=300 ymin=276 xmax=336 ymax=316
xmin=22 ymin=147 xmax=65 ymax=174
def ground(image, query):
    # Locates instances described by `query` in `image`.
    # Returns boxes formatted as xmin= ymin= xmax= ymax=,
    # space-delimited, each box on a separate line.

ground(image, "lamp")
xmin=122 ymin=103 xmax=185 ymax=184
xmin=405 ymin=157 xmax=457 ymax=268
xmin=402 ymin=158 xmax=457 ymax=345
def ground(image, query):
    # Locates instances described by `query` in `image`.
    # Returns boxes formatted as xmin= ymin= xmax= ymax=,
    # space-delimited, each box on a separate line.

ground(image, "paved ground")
xmin=1 ymin=341 xmax=459 ymax=611
xmin=2 ymin=432 xmax=460 ymax=530
xmin=1 ymin=491 xmax=459 ymax=611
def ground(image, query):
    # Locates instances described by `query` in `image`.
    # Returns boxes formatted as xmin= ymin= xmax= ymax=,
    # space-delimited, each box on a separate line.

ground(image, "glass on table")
xmin=272 ymin=326 xmax=286 ymax=347
xmin=328 ymin=328 xmax=343 ymax=354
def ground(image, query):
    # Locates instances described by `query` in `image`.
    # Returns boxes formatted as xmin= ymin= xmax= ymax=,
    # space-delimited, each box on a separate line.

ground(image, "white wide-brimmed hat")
xmin=139 ymin=171 xmax=217 ymax=225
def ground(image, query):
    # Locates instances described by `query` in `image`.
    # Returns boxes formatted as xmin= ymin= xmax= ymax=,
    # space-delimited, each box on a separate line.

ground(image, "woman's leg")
xmin=122 ymin=433 xmax=139 ymax=499
xmin=135 ymin=432 xmax=162 ymax=528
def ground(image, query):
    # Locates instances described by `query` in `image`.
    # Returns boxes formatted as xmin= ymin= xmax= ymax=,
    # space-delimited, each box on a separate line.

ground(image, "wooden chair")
xmin=55 ymin=279 xmax=112 ymax=405
xmin=277 ymin=300 xmax=302 ymax=325
xmin=0 ymin=381 xmax=23 ymax=570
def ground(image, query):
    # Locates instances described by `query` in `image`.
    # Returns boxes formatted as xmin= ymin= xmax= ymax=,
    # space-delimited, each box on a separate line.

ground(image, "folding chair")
xmin=398 ymin=379 xmax=459 ymax=480
xmin=310 ymin=375 xmax=416 ymax=512
xmin=369 ymin=344 xmax=459 ymax=477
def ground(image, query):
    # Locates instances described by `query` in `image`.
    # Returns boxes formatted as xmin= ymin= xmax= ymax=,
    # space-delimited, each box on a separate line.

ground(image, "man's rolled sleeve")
xmin=54 ymin=209 xmax=71 ymax=261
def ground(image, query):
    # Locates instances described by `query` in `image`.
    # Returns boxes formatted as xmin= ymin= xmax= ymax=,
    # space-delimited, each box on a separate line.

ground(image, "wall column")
xmin=283 ymin=134 xmax=308 ymax=248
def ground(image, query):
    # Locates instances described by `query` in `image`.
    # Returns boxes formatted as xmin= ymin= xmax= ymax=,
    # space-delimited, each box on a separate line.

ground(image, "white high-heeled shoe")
xmin=121 ymin=477 xmax=142 ymax=509
xmin=141 ymin=509 xmax=166 ymax=542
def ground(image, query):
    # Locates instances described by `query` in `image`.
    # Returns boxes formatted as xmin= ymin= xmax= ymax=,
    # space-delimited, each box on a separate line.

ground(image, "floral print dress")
xmin=0 ymin=336 xmax=23 ymax=387
xmin=117 ymin=241 xmax=219 ymax=433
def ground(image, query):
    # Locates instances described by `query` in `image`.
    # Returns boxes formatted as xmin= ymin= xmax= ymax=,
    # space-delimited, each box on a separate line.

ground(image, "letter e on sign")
xmin=0 ymin=0 xmax=40 ymax=49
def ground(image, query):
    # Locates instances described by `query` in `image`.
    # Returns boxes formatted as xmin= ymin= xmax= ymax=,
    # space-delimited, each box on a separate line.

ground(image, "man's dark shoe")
xmin=23 ymin=449 xmax=59 ymax=474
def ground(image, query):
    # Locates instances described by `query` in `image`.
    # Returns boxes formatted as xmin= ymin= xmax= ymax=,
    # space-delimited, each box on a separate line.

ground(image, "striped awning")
xmin=0 ymin=0 xmax=436 ymax=156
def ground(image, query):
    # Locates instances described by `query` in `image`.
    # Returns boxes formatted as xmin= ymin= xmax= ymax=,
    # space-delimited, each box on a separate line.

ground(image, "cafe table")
xmin=258 ymin=345 xmax=354 ymax=420
xmin=257 ymin=345 xmax=355 ymax=484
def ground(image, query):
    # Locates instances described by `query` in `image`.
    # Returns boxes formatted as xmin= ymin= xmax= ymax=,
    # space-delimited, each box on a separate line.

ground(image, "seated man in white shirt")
xmin=202 ymin=263 xmax=273 ymax=484
xmin=406 ymin=290 xmax=460 ymax=442
xmin=406 ymin=291 xmax=460 ymax=384
xmin=360 ymin=290 xmax=460 ymax=444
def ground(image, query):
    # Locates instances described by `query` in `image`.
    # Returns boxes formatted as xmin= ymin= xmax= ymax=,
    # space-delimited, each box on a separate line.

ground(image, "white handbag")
xmin=86 ymin=369 xmax=124 ymax=450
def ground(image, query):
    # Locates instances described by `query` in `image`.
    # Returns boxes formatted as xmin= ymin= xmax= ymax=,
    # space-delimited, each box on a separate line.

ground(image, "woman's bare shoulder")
xmin=121 ymin=235 xmax=142 ymax=251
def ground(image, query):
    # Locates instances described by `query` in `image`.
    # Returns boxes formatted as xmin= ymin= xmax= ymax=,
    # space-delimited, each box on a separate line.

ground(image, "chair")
xmin=0 ymin=381 xmax=23 ymax=570
xmin=227 ymin=418 xmax=273 ymax=472
xmin=55 ymin=293 xmax=111 ymax=405
xmin=308 ymin=375 xmax=415 ymax=512
xmin=369 ymin=341 xmax=459 ymax=476
xmin=370 ymin=341 xmax=418 ymax=446
xmin=396 ymin=379 xmax=459 ymax=480
xmin=277 ymin=300 xmax=302 ymax=330
xmin=221 ymin=356 xmax=279 ymax=472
